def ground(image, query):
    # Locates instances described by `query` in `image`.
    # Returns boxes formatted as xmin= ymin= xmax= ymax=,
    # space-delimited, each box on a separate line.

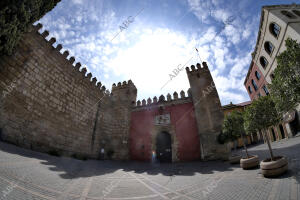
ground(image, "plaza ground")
xmin=0 ymin=136 xmax=299 ymax=200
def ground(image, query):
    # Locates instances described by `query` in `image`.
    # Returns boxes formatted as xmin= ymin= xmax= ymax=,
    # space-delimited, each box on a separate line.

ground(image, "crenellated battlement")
xmin=111 ymin=80 xmax=135 ymax=91
xmin=133 ymin=89 xmax=192 ymax=109
xmin=31 ymin=23 xmax=106 ymax=93
xmin=110 ymin=79 xmax=137 ymax=104
xmin=185 ymin=62 xmax=209 ymax=75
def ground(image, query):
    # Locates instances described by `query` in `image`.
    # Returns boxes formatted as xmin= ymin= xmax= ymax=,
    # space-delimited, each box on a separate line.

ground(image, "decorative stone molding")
xmin=150 ymin=124 xmax=179 ymax=162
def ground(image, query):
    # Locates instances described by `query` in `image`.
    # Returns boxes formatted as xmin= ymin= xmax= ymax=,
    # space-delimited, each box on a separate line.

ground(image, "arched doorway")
xmin=156 ymin=132 xmax=172 ymax=162
xmin=271 ymin=128 xmax=276 ymax=141
xmin=289 ymin=112 xmax=299 ymax=136
xmin=279 ymin=124 xmax=285 ymax=139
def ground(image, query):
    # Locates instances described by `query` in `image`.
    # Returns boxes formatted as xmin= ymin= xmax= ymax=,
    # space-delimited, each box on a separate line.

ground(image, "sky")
xmin=37 ymin=0 xmax=298 ymax=105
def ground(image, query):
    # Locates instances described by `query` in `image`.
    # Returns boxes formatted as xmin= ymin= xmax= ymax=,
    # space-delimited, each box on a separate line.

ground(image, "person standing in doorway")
xmin=100 ymin=148 xmax=105 ymax=160
xmin=152 ymin=151 xmax=156 ymax=163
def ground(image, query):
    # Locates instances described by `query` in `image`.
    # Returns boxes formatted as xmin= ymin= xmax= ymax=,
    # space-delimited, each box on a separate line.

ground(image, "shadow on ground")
xmin=0 ymin=141 xmax=238 ymax=179
xmin=0 ymin=139 xmax=299 ymax=183
xmin=244 ymin=139 xmax=300 ymax=184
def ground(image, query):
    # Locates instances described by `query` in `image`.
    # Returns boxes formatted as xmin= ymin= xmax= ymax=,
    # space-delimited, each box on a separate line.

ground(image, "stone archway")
xmin=279 ymin=124 xmax=285 ymax=139
xmin=151 ymin=125 xmax=179 ymax=162
xmin=156 ymin=132 xmax=172 ymax=162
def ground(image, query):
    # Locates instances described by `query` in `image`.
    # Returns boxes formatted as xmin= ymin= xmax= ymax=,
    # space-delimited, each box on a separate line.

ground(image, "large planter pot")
xmin=229 ymin=154 xmax=241 ymax=164
xmin=260 ymin=156 xmax=288 ymax=177
xmin=240 ymin=155 xmax=259 ymax=169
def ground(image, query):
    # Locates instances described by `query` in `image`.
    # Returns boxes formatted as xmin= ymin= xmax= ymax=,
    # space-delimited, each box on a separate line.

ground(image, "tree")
xmin=244 ymin=96 xmax=281 ymax=160
xmin=0 ymin=0 xmax=61 ymax=56
xmin=221 ymin=110 xmax=249 ymax=157
xmin=218 ymin=111 xmax=249 ymax=158
xmin=269 ymin=38 xmax=300 ymax=114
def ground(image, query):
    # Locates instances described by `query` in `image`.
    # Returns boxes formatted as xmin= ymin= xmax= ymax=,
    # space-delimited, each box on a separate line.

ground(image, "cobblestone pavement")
xmin=0 ymin=137 xmax=299 ymax=200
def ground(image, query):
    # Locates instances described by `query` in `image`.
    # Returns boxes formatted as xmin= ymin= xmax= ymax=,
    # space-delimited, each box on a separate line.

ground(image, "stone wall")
xmin=0 ymin=23 xmax=135 ymax=160
xmin=96 ymin=81 xmax=137 ymax=160
xmin=186 ymin=62 xmax=229 ymax=160
xmin=0 ymin=23 xmax=228 ymax=162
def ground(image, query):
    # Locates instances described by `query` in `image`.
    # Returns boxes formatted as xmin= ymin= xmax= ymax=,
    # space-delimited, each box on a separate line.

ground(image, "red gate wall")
xmin=129 ymin=102 xmax=201 ymax=162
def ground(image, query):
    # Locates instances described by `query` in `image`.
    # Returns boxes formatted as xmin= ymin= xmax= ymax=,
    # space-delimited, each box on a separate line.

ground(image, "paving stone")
xmin=0 ymin=137 xmax=300 ymax=200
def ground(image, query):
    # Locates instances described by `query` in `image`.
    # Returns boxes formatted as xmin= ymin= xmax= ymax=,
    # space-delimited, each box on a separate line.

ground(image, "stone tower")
xmin=186 ymin=62 xmax=229 ymax=160
xmin=111 ymin=80 xmax=137 ymax=105
xmin=96 ymin=80 xmax=137 ymax=160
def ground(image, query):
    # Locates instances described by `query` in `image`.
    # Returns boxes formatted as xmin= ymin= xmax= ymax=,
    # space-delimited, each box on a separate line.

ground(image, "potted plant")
xmin=244 ymin=96 xmax=288 ymax=177
xmin=222 ymin=111 xmax=259 ymax=168
xmin=239 ymin=113 xmax=259 ymax=169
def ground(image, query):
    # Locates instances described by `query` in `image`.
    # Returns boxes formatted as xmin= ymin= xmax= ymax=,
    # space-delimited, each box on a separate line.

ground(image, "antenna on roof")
xmin=195 ymin=47 xmax=203 ymax=63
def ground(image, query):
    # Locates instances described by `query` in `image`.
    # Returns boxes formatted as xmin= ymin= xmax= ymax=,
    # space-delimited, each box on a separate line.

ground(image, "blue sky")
xmin=37 ymin=0 xmax=297 ymax=105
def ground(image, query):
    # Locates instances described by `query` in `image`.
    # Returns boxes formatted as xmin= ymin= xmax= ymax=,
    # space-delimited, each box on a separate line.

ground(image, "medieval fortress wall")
xmin=0 ymin=24 xmax=134 ymax=159
xmin=0 ymin=23 xmax=228 ymax=161
xmin=129 ymin=63 xmax=228 ymax=161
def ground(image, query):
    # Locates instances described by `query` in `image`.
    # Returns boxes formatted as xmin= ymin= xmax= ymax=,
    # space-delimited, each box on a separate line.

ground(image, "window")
xmin=248 ymin=86 xmax=252 ymax=94
xmin=258 ymin=92 xmax=261 ymax=98
xmin=269 ymin=23 xmax=280 ymax=38
xmin=281 ymin=10 xmax=297 ymax=19
xmin=264 ymin=41 xmax=274 ymax=55
xmin=260 ymin=56 xmax=268 ymax=69
xmin=255 ymin=71 xmax=261 ymax=80
xmin=251 ymin=79 xmax=258 ymax=91
xmin=292 ymin=10 xmax=300 ymax=17
xmin=263 ymin=85 xmax=269 ymax=95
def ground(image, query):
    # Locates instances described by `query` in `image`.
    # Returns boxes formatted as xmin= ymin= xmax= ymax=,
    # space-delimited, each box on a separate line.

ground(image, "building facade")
xmin=0 ymin=23 xmax=229 ymax=162
xmin=252 ymin=4 xmax=300 ymax=83
xmin=244 ymin=4 xmax=300 ymax=140
xmin=222 ymin=101 xmax=262 ymax=148
xmin=244 ymin=61 xmax=269 ymax=100
xmin=222 ymin=101 xmax=251 ymax=116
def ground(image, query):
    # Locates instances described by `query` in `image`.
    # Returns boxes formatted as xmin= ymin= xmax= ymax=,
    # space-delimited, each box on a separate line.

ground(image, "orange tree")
xmin=269 ymin=38 xmax=300 ymax=114
xmin=220 ymin=110 xmax=250 ymax=157
xmin=244 ymin=96 xmax=281 ymax=160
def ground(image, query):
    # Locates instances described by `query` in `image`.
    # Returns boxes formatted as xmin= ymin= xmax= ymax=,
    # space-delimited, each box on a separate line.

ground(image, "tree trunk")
xmin=241 ymin=133 xmax=249 ymax=158
xmin=263 ymin=129 xmax=275 ymax=160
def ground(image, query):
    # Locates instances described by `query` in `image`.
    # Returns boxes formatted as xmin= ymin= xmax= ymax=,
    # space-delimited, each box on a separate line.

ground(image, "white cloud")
xmin=229 ymin=53 xmax=251 ymax=78
xmin=38 ymin=0 xmax=253 ymax=104
xmin=72 ymin=0 xmax=83 ymax=5
xmin=219 ymin=91 xmax=247 ymax=104
xmin=104 ymin=28 xmax=197 ymax=100
xmin=242 ymin=28 xmax=251 ymax=39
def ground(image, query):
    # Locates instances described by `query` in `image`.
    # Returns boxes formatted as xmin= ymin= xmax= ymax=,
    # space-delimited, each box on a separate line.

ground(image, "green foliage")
xmin=244 ymin=96 xmax=281 ymax=132
xmin=269 ymin=38 xmax=300 ymax=114
xmin=0 ymin=0 xmax=60 ymax=55
xmin=217 ymin=131 xmax=226 ymax=144
xmin=221 ymin=110 xmax=245 ymax=143
xmin=243 ymin=111 xmax=257 ymax=134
